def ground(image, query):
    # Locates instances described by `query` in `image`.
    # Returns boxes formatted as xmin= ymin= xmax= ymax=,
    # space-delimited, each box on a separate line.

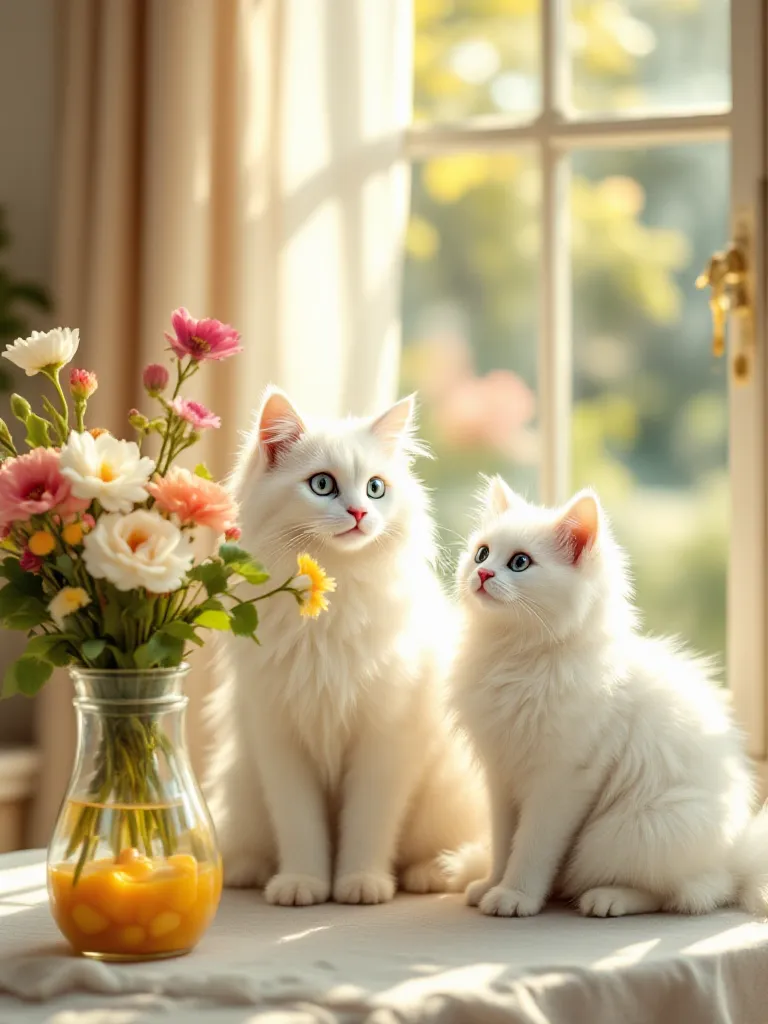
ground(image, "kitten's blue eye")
xmin=367 ymin=476 xmax=386 ymax=499
xmin=308 ymin=473 xmax=337 ymax=497
xmin=508 ymin=552 xmax=531 ymax=572
xmin=474 ymin=545 xmax=490 ymax=563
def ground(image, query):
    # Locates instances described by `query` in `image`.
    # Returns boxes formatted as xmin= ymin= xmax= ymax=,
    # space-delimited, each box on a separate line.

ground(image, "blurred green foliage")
xmin=403 ymin=0 xmax=730 ymax=662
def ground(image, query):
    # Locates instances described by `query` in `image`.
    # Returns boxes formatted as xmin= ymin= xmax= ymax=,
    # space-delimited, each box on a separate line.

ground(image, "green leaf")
xmin=2 ymin=661 xmax=18 ymax=698
xmin=218 ymin=544 xmax=251 ymax=564
xmin=160 ymin=621 xmax=204 ymax=647
xmin=194 ymin=609 xmax=231 ymax=631
xmin=42 ymin=396 xmax=68 ymax=441
xmin=188 ymin=560 xmax=230 ymax=597
xmin=194 ymin=463 xmax=213 ymax=481
xmin=24 ymin=413 xmax=53 ymax=448
xmin=24 ymin=632 xmax=78 ymax=658
xmin=45 ymin=643 xmax=75 ymax=667
xmin=82 ymin=638 xmax=107 ymax=661
xmin=55 ymin=554 xmax=75 ymax=582
xmin=1 ymin=558 xmax=45 ymax=598
xmin=14 ymin=655 xmax=53 ymax=696
xmin=231 ymin=561 xmax=270 ymax=586
xmin=230 ymin=602 xmax=258 ymax=637
xmin=133 ymin=631 xmax=185 ymax=669
xmin=1 ymin=594 xmax=49 ymax=630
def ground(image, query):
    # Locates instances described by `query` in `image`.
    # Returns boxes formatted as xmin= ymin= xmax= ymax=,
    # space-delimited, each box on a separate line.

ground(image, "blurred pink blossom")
xmin=168 ymin=397 xmax=221 ymax=431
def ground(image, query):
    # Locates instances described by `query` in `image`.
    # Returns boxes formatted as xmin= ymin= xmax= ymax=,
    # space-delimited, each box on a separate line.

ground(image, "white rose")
xmin=60 ymin=431 xmax=155 ymax=513
xmin=2 ymin=328 xmax=80 ymax=376
xmin=82 ymin=509 xmax=194 ymax=593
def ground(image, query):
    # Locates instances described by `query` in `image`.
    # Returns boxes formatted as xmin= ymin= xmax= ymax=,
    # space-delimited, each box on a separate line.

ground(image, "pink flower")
xmin=165 ymin=307 xmax=242 ymax=362
xmin=19 ymin=548 xmax=43 ymax=574
xmin=143 ymin=363 xmax=169 ymax=396
xmin=0 ymin=448 xmax=89 ymax=529
xmin=224 ymin=525 xmax=241 ymax=542
xmin=147 ymin=467 xmax=238 ymax=534
xmin=69 ymin=368 xmax=98 ymax=400
xmin=168 ymin=397 xmax=221 ymax=430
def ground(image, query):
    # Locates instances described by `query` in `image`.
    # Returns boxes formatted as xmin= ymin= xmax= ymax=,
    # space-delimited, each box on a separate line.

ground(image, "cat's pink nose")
xmin=477 ymin=569 xmax=495 ymax=585
xmin=347 ymin=507 xmax=367 ymax=524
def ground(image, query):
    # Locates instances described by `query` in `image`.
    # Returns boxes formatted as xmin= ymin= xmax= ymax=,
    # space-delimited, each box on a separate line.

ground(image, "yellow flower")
xmin=294 ymin=553 xmax=335 ymax=618
xmin=48 ymin=586 xmax=91 ymax=628
xmin=28 ymin=530 xmax=55 ymax=556
xmin=61 ymin=522 xmax=84 ymax=546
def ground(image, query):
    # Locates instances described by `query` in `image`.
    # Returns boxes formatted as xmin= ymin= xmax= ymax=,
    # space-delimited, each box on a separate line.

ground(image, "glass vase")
xmin=47 ymin=665 xmax=222 ymax=961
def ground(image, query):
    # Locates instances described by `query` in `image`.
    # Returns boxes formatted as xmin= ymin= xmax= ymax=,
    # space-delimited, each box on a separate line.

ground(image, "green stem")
xmin=42 ymin=367 xmax=70 ymax=442
xmin=75 ymin=400 xmax=85 ymax=433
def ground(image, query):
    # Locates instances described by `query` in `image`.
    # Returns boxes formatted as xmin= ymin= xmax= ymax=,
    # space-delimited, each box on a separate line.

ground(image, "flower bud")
xmin=10 ymin=393 xmax=31 ymax=423
xmin=69 ymin=368 xmax=98 ymax=400
xmin=224 ymin=526 xmax=242 ymax=542
xmin=128 ymin=409 xmax=149 ymax=431
xmin=142 ymin=363 xmax=170 ymax=397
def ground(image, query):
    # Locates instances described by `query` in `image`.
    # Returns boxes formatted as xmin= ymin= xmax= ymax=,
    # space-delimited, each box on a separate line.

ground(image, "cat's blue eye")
xmin=474 ymin=545 xmax=490 ymax=564
xmin=308 ymin=473 xmax=338 ymax=497
xmin=367 ymin=476 xmax=386 ymax=499
xmin=508 ymin=552 xmax=532 ymax=572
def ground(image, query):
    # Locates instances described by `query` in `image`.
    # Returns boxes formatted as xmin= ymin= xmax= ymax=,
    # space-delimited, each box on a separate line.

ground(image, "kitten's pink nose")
xmin=477 ymin=569 xmax=495 ymax=585
xmin=347 ymin=507 xmax=367 ymax=524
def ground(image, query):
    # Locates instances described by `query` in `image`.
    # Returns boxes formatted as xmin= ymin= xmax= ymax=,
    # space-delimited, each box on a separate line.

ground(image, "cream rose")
xmin=82 ymin=509 xmax=194 ymax=593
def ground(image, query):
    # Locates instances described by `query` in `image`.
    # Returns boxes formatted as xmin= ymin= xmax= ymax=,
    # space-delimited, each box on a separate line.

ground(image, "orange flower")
xmin=146 ymin=467 xmax=237 ymax=534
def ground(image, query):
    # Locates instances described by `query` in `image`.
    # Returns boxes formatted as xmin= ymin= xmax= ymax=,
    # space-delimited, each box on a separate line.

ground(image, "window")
xmin=403 ymin=1 xmax=767 ymax=770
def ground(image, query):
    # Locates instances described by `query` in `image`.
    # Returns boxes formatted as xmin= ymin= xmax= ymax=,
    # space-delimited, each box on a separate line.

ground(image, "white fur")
xmin=447 ymin=475 xmax=768 ymax=918
xmin=205 ymin=388 xmax=486 ymax=906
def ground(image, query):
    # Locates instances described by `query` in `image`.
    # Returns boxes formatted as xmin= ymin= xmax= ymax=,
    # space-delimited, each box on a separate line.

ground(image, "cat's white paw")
xmin=401 ymin=859 xmax=450 ymax=894
xmin=334 ymin=871 xmax=395 ymax=905
xmin=479 ymin=885 xmax=542 ymax=917
xmin=579 ymin=888 xmax=630 ymax=918
xmin=466 ymin=877 xmax=496 ymax=907
xmin=264 ymin=873 xmax=330 ymax=907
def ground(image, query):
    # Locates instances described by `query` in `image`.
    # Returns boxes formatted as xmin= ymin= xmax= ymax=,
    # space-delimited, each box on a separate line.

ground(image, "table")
xmin=1 ymin=850 xmax=768 ymax=1023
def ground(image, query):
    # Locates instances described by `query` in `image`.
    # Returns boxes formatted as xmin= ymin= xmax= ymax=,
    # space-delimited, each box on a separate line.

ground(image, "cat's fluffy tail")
xmin=734 ymin=808 xmax=768 ymax=915
xmin=439 ymin=841 xmax=489 ymax=893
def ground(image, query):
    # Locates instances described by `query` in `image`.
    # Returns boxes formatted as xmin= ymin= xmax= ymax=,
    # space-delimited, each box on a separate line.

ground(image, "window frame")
xmin=406 ymin=0 xmax=768 ymax=771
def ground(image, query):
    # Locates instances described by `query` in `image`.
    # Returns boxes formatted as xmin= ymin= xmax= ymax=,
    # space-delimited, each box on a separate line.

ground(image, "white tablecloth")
xmin=2 ymin=850 xmax=768 ymax=1024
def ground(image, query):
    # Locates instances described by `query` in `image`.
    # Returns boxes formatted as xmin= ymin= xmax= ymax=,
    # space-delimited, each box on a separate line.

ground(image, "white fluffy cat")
xmin=204 ymin=388 xmax=486 ymax=907
xmin=447 ymin=476 xmax=768 ymax=918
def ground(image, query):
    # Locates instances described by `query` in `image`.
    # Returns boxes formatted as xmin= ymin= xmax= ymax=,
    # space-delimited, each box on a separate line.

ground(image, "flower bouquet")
xmin=0 ymin=311 xmax=334 ymax=958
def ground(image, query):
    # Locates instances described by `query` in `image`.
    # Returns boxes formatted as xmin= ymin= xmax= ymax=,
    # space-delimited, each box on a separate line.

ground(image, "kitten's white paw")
xmin=334 ymin=871 xmax=395 ymax=905
xmin=264 ymin=873 xmax=330 ymax=907
xmin=466 ymin=877 xmax=495 ymax=907
xmin=479 ymin=885 xmax=542 ymax=917
xmin=578 ymin=885 xmax=663 ymax=917
xmin=401 ymin=859 xmax=450 ymax=894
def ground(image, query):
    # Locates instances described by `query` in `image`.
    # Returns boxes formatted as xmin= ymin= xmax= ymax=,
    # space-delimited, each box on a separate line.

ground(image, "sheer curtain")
xmin=31 ymin=0 xmax=412 ymax=844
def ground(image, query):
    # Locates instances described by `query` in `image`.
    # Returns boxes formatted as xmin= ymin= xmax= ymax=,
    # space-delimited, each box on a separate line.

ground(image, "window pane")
xmin=570 ymin=142 xmax=729 ymax=665
xmin=568 ymin=0 xmax=730 ymax=117
xmin=414 ymin=0 xmax=540 ymax=123
xmin=401 ymin=153 xmax=540 ymax=553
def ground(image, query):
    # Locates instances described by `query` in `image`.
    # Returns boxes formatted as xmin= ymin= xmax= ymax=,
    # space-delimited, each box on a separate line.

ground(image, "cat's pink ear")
xmin=370 ymin=394 xmax=416 ymax=454
xmin=257 ymin=387 xmax=306 ymax=468
xmin=555 ymin=490 xmax=600 ymax=564
xmin=484 ymin=475 xmax=521 ymax=516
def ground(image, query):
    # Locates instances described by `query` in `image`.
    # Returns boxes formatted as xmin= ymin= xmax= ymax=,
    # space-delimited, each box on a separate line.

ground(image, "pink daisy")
xmin=0 ymin=448 xmax=89 ymax=530
xmin=147 ymin=467 xmax=238 ymax=534
xmin=168 ymin=397 xmax=221 ymax=431
xmin=164 ymin=307 xmax=242 ymax=362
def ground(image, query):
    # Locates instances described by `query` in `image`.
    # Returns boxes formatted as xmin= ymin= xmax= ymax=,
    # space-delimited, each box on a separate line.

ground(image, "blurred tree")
xmin=0 ymin=207 xmax=51 ymax=392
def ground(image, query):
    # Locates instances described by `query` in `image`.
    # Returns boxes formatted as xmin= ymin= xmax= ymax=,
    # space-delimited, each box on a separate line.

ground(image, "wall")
xmin=0 ymin=0 xmax=56 ymax=745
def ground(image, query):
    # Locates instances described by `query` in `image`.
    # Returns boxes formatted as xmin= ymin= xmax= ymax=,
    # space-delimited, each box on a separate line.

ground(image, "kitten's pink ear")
xmin=555 ymin=490 xmax=600 ymax=564
xmin=370 ymin=394 xmax=416 ymax=454
xmin=257 ymin=387 xmax=306 ymax=468
xmin=484 ymin=475 xmax=521 ymax=516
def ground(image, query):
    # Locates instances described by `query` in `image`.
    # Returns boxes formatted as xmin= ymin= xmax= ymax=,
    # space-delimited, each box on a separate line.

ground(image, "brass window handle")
xmin=696 ymin=226 xmax=754 ymax=383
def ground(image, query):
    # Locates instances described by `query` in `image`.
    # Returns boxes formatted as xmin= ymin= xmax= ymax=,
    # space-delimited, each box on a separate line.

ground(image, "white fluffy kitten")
xmin=205 ymin=389 xmax=486 ymax=907
xmin=448 ymin=476 xmax=768 ymax=918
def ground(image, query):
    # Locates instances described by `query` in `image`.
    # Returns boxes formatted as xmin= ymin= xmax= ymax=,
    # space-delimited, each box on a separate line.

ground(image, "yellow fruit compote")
xmin=48 ymin=847 xmax=223 ymax=960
